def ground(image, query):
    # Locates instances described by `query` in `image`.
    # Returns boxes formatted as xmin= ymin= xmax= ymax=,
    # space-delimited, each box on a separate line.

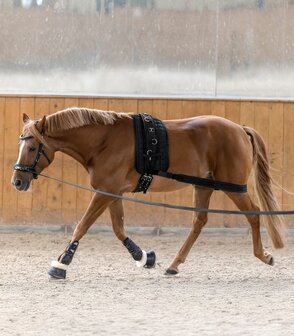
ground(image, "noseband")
xmin=13 ymin=135 xmax=51 ymax=179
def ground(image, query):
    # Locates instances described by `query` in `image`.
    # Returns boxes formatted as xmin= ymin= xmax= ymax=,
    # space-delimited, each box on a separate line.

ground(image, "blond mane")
xmin=45 ymin=107 xmax=129 ymax=135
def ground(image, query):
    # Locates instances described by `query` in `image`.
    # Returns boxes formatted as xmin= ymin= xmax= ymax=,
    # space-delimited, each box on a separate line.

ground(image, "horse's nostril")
xmin=14 ymin=179 xmax=22 ymax=188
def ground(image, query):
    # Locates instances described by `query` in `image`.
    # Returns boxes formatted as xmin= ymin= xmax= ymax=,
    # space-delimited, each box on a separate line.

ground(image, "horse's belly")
xmin=148 ymin=176 xmax=192 ymax=193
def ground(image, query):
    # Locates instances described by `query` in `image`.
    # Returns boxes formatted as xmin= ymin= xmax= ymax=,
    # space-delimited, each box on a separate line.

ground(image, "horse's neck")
xmin=48 ymin=118 xmax=133 ymax=168
xmin=48 ymin=126 xmax=107 ymax=166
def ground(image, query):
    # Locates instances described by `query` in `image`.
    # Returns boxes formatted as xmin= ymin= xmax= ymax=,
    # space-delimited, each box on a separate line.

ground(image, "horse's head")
xmin=11 ymin=113 xmax=54 ymax=191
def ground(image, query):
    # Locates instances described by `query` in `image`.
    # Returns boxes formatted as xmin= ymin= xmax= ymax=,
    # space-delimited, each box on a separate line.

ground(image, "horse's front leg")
xmin=48 ymin=193 xmax=111 ymax=279
xmin=108 ymin=199 xmax=156 ymax=269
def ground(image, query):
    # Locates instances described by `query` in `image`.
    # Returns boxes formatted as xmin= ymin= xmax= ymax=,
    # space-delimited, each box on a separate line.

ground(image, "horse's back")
xmin=164 ymin=115 xmax=253 ymax=185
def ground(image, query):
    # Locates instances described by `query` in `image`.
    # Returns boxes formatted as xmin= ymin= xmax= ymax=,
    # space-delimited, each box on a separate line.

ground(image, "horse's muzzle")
xmin=11 ymin=175 xmax=31 ymax=191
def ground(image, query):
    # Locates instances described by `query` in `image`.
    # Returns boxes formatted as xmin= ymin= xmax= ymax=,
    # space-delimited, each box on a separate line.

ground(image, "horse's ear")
xmin=36 ymin=115 xmax=46 ymax=133
xmin=23 ymin=113 xmax=30 ymax=124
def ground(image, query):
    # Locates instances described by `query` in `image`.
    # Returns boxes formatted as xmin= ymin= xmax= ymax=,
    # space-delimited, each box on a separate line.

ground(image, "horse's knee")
xmin=193 ymin=215 xmax=208 ymax=230
xmin=200 ymin=216 xmax=208 ymax=227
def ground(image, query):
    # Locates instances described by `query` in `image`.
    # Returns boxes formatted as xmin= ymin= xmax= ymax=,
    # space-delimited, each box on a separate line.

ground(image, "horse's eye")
xmin=28 ymin=147 xmax=37 ymax=152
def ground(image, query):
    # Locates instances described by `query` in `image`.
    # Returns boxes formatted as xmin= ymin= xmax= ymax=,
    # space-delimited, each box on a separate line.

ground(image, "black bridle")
xmin=13 ymin=135 xmax=51 ymax=179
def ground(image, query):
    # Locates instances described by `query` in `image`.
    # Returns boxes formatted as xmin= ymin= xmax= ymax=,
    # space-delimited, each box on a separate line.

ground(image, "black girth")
xmin=133 ymin=113 xmax=247 ymax=194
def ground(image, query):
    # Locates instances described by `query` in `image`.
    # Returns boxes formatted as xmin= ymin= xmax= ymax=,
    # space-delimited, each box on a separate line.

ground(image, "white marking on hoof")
xmin=51 ymin=260 xmax=68 ymax=270
xmin=136 ymin=250 xmax=147 ymax=267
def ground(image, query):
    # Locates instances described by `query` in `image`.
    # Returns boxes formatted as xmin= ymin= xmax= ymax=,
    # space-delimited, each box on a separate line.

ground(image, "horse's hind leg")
xmin=108 ymin=199 xmax=156 ymax=268
xmin=226 ymin=192 xmax=274 ymax=266
xmin=166 ymin=187 xmax=213 ymax=275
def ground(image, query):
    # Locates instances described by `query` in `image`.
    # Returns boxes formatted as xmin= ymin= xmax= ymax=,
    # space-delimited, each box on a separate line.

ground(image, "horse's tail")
xmin=243 ymin=126 xmax=285 ymax=249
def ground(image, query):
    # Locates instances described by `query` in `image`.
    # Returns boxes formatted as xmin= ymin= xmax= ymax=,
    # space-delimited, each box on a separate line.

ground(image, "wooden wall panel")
xmin=0 ymin=98 xmax=5 ymax=219
xmin=283 ymin=103 xmax=294 ymax=214
xmin=268 ymin=103 xmax=284 ymax=207
xmin=94 ymin=98 xmax=109 ymax=111
xmin=3 ymin=98 xmax=20 ymax=222
xmin=122 ymin=99 xmax=137 ymax=114
xmin=1 ymin=96 xmax=293 ymax=229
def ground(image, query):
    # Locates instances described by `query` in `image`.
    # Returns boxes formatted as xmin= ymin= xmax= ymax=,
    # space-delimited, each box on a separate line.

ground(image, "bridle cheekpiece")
xmin=13 ymin=132 xmax=51 ymax=179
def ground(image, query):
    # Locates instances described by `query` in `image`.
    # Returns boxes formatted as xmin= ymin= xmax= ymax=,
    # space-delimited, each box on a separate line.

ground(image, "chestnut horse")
xmin=11 ymin=108 xmax=285 ymax=279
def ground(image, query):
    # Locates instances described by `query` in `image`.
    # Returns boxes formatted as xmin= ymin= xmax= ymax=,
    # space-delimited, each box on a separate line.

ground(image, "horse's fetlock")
xmin=123 ymin=237 xmax=143 ymax=261
xmin=58 ymin=253 xmax=72 ymax=265
xmin=58 ymin=241 xmax=79 ymax=265
xmin=254 ymin=251 xmax=263 ymax=259
xmin=176 ymin=256 xmax=185 ymax=264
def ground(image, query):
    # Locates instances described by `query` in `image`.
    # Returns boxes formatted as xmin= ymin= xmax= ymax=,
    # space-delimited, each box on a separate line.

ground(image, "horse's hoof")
xmin=48 ymin=260 xmax=67 ymax=279
xmin=48 ymin=266 xmax=66 ymax=279
xmin=267 ymin=256 xmax=274 ymax=266
xmin=165 ymin=268 xmax=178 ymax=275
xmin=144 ymin=251 xmax=156 ymax=268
